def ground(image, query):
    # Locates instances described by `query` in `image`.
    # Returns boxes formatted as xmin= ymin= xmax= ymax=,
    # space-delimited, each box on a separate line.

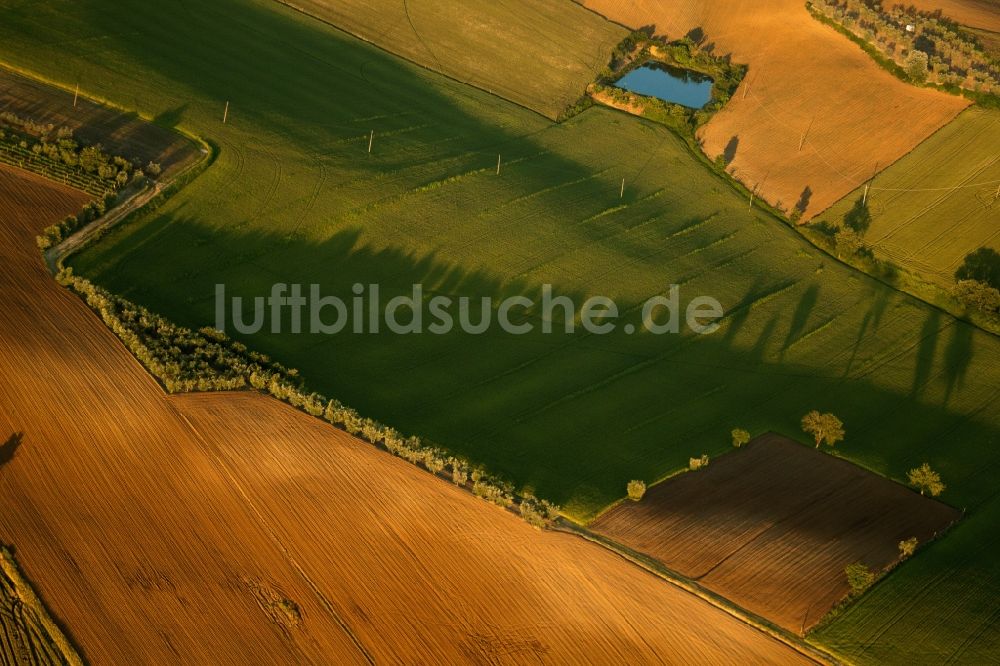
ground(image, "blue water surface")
xmin=615 ymin=62 xmax=713 ymax=109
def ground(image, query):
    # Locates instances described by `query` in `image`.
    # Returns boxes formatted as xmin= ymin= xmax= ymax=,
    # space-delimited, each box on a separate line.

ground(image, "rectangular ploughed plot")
xmin=591 ymin=433 xmax=962 ymax=634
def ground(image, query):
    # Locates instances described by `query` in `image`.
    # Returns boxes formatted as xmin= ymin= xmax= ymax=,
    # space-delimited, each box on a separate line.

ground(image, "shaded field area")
xmin=1 ymin=0 xmax=999 ymax=660
xmin=591 ymin=433 xmax=962 ymax=634
xmin=0 ymin=162 xmax=814 ymax=663
xmin=277 ymin=0 xmax=625 ymax=119
xmin=582 ymin=0 xmax=968 ymax=218
xmin=815 ymin=106 xmax=1000 ymax=288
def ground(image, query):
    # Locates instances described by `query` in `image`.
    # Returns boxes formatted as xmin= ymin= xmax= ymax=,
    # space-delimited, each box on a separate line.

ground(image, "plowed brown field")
xmin=582 ymin=0 xmax=969 ymax=218
xmin=0 ymin=162 xmax=815 ymax=662
xmin=591 ymin=433 xmax=962 ymax=635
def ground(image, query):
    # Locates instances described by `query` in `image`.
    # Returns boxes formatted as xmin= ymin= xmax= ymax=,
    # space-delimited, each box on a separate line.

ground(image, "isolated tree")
xmin=952 ymin=280 xmax=1000 ymax=316
xmin=835 ymin=228 xmax=864 ymax=259
xmin=845 ymin=562 xmax=876 ymax=596
xmin=908 ymin=463 xmax=945 ymax=496
xmin=731 ymin=428 xmax=751 ymax=448
xmin=843 ymin=198 xmax=872 ymax=235
xmin=898 ymin=537 xmax=918 ymax=559
xmin=627 ymin=479 xmax=646 ymax=501
xmin=802 ymin=411 xmax=845 ymax=449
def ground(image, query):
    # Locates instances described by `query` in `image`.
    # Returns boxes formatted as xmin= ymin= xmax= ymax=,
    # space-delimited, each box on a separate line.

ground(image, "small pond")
xmin=614 ymin=62 xmax=714 ymax=109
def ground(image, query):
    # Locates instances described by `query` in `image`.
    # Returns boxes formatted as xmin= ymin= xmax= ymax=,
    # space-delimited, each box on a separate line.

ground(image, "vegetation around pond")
xmin=587 ymin=30 xmax=748 ymax=133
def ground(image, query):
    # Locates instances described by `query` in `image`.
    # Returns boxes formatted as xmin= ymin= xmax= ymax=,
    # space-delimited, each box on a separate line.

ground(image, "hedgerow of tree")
xmin=2 ymin=111 xmax=163 ymax=251
xmin=55 ymin=268 xmax=560 ymax=529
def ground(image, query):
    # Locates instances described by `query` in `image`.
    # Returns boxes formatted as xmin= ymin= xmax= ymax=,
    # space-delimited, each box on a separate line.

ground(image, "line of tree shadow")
xmin=86 ymin=215 xmax=995 ymax=511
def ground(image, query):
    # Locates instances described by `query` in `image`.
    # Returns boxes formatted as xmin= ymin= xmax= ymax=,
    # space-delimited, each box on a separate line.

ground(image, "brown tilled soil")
xmin=591 ymin=433 xmax=962 ymax=635
xmin=0 ymin=162 xmax=816 ymax=663
xmin=0 ymin=67 xmax=200 ymax=177
xmin=582 ymin=0 xmax=969 ymax=219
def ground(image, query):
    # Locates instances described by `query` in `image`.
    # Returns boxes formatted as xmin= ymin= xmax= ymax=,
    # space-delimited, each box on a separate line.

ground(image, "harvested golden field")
xmin=582 ymin=0 xmax=969 ymax=218
xmin=0 ymin=67 xmax=199 ymax=176
xmin=0 ymin=162 xmax=814 ymax=663
xmin=591 ymin=434 xmax=962 ymax=635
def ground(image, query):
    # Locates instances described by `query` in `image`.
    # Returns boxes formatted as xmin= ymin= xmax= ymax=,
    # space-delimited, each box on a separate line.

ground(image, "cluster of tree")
xmin=953 ymin=247 xmax=1000 ymax=319
xmin=56 ymin=269 xmax=561 ymax=530
xmin=0 ymin=110 xmax=159 ymax=197
xmin=688 ymin=453 xmax=710 ymax=470
xmin=843 ymin=537 xmax=918 ymax=599
xmin=36 ymin=194 xmax=117 ymax=250
xmin=811 ymin=0 xmax=999 ymax=96
xmin=845 ymin=561 xmax=877 ymax=595
xmin=0 ymin=111 xmax=56 ymax=137
xmin=832 ymin=197 xmax=874 ymax=259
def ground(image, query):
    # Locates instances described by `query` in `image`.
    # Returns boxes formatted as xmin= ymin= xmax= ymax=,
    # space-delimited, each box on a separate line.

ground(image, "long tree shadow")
xmin=911 ymin=309 xmax=942 ymax=400
xmin=80 ymin=215 xmax=1000 ymax=513
xmin=782 ymin=282 xmax=819 ymax=355
xmin=0 ymin=433 xmax=23 ymax=468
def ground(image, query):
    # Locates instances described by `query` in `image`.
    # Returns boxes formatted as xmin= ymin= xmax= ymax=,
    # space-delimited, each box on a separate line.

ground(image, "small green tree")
xmin=731 ymin=428 xmax=751 ymax=448
xmin=845 ymin=562 xmax=876 ymax=595
xmin=906 ymin=49 xmax=929 ymax=82
xmin=835 ymin=228 xmax=864 ymax=258
xmin=953 ymin=280 xmax=1000 ymax=316
xmin=898 ymin=537 xmax=918 ymax=559
xmin=627 ymin=480 xmax=646 ymax=501
xmin=908 ymin=463 xmax=945 ymax=496
xmin=801 ymin=410 xmax=845 ymax=449
xmin=689 ymin=454 xmax=710 ymax=470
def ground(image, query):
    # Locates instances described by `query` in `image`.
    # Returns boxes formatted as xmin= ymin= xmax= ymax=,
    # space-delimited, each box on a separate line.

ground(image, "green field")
xmin=278 ymin=0 xmax=626 ymax=118
xmin=2 ymin=0 xmax=1000 ymax=660
xmin=815 ymin=106 xmax=1000 ymax=289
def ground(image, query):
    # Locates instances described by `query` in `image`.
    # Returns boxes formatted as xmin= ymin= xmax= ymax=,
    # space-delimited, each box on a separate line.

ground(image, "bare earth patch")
xmin=591 ymin=433 xmax=961 ymax=634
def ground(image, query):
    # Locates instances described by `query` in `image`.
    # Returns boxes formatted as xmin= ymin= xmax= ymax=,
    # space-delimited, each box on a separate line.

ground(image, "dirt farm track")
xmin=0 ymin=162 xmax=816 ymax=663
